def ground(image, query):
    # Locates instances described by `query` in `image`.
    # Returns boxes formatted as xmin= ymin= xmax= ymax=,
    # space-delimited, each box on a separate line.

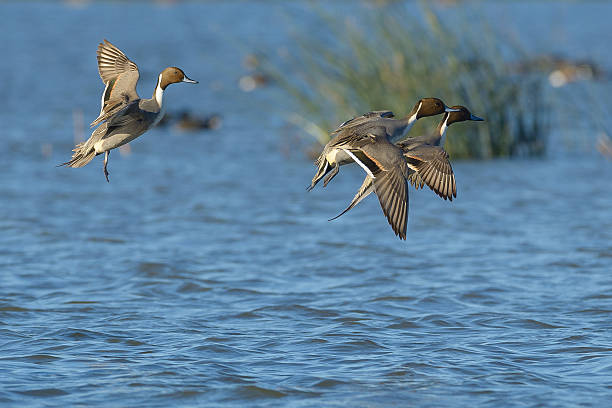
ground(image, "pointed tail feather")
xmin=329 ymin=176 xmax=374 ymax=221
xmin=58 ymin=141 xmax=97 ymax=168
xmin=307 ymin=156 xmax=331 ymax=191
xmin=58 ymin=122 xmax=109 ymax=168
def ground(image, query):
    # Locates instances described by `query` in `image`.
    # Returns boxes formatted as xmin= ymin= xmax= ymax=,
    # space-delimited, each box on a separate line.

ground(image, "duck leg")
xmin=103 ymin=150 xmax=110 ymax=183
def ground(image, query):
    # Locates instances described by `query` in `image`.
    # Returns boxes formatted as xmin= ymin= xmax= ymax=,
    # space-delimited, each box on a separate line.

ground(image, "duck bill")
xmin=470 ymin=114 xmax=484 ymax=121
xmin=182 ymin=76 xmax=199 ymax=84
xmin=444 ymin=106 xmax=461 ymax=112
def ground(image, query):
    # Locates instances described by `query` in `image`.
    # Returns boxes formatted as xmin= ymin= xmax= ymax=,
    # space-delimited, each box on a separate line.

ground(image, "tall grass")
xmin=265 ymin=2 xmax=549 ymax=159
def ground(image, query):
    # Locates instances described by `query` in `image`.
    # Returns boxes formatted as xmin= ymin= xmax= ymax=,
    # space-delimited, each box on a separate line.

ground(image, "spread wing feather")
xmin=372 ymin=168 xmax=409 ymax=240
xmin=404 ymin=145 xmax=456 ymax=200
xmin=91 ymin=40 xmax=140 ymax=127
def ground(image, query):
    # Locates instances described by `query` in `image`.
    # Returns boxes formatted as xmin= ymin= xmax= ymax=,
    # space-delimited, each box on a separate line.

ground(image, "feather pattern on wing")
xmin=404 ymin=145 xmax=456 ymax=200
xmin=91 ymin=40 xmax=140 ymax=127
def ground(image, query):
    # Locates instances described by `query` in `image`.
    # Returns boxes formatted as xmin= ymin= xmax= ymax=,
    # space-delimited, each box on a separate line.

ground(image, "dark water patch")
xmin=47 ymin=328 xmax=108 ymax=341
xmin=138 ymin=262 xmax=174 ymax=276
xmin=547 ymin=346 xmax=612 ymax=355
xmin=418 ymin=314 xmax=466 ymax=328
xmin=232 ymin=311 xmax=264 ymax=319
xmin=0 ymin=305 xmax=32 ymax=312
xmin=234 ymin=385 xmax=287 ymax=399
xmin=15 ymin=354 xmax=61 ymax=363
xmin=571 ymin=308 xmax=612 ymax=316
xmin=15 ymin=388 xmax=69 ymax=397
xmin=87 ymin=237 xmax=126 ymax=244
xmin=370 ymin=295 xmax=417 ymax=303
xmin=385 ymin=320 xmax=420 ymax=329
xmin=459 ymin=291 xmax=501 ymax=306
xmin=177 ymin=282 xmax=212 ymax=294
xmin=254 ymin=304 xmax=340 ymax=319
xmin=583 ymin=292 xmax=612 ymax=300
xmin=561 ymin=334 xmax=591 ymax=342
xmin=311 ymin=378 xmax=348 ymax=388
xmin=507 ymin=319 xmax=565 ymax=329
xmin=160 ymin=389 xmax=207 ymax=399
xmin=548 ymin=260 xmax=581 ymax=269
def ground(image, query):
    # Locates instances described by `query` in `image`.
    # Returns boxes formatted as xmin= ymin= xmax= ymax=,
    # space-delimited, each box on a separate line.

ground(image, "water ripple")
xmin=1 ymin=2 xmax=612 ymax=407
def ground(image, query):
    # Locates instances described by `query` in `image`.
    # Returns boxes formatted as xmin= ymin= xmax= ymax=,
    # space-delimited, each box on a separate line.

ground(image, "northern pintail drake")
xmin=329 ymin=105 xmax=484 ymax=240
xmin=60 ymin=40 xmax=198 ymax=182
xmin=399 ymin=105 xmax=484 ymax=150
xmin=401 ymin=105 xmax=483 ymax=199
xmin=307 ymin=98 xmax=459 ymax=191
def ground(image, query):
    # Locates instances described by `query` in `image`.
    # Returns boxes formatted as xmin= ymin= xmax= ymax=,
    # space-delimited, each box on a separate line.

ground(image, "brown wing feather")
xmin=92 ymin=40 xmax=140 ymax=127
xmin=372 ymin=169 xmax=409 ymax=240
xmin=97 ymin=40 xmax=139 ymax=86
xmin=403 ymin=146 xmax=456 ymax=201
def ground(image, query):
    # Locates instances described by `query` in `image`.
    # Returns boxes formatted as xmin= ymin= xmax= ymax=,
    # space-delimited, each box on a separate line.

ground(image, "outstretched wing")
xmin=340 ymin=135 xmax=410 ymax=240
xmin=91 ymin=39 xmax=140 ymax=127
xmin=404 ymin=145 xmax=456 ymax=200
xmin=372 ymin=168 xmax=409 ymax=240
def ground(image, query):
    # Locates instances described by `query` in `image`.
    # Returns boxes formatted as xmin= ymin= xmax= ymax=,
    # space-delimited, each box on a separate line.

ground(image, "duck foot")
xmin=103 ymin=151 xmax=110 ymax=183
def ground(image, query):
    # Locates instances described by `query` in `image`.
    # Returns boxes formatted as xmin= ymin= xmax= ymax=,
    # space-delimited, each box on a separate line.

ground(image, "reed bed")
xmin=265 ymin=3 xmax=550 ymax=159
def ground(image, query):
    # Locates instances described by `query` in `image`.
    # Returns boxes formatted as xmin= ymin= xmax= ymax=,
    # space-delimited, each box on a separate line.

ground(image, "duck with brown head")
xmin=60 ymin=40 xmax=198 ymax=182
xmin=407 ymin=97 xmax=460 ymax=125
xmin=151 ymin=67 xmax=198 ymax=126
xmin=400 ymin=105 xmax=484 ymax=150
xmin=327 ymin=105 xmax=484 ymax=239
xmin=436 ymin=106 xmax=484 ymax=147
xmin=400 ymin=105 xmax=483 ymax=200
xmin=307 ymin=97 xmax=458 ymax=191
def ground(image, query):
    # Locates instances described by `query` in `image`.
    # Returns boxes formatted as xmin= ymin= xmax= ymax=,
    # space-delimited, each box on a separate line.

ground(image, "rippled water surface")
xmin=2 ymin=2 xmax=612 ymax=407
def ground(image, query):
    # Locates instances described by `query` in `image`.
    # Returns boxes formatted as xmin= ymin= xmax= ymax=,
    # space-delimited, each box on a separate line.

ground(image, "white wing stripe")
xmin=342 ymin=149 xmax=375 ymax=178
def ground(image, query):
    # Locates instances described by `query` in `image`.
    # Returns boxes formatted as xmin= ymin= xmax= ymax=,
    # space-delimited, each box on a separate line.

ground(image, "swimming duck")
xmin=329 ymin=106 xmax=484 ymax=239
xmin=60 ymin=40 xmax=198 ymax=182
xmin=307 ymin=98 xmax=458 ymax=191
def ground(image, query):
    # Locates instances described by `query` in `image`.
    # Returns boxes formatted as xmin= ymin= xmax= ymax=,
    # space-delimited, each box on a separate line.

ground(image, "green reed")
xmin=265 ymin=3 xmax=549 ymax=159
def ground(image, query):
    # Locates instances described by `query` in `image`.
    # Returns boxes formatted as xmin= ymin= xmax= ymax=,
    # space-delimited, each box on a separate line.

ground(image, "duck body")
xmin=92 ymin=97 xmax=162 ymax=154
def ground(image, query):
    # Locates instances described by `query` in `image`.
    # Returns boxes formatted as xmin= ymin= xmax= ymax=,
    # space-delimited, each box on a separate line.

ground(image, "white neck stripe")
xmin=408 ymin=101 xmax=422 ymax=125
xmin=155 ymin=73 xmax=164 ymax=107
xmin=439 ymin=116 xmax=450 ymax=146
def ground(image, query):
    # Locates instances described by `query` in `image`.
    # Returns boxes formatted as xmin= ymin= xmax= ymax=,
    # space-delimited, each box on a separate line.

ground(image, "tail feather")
xmin=59 ymin=143 xmax=97 ymax=168
xmin=58 ymin=140 xmax=97 ymax=168
xmin=59 ymin=122 xmax=108 ymax=168
xmin=307 ymin=156 xmax=330 ymax=191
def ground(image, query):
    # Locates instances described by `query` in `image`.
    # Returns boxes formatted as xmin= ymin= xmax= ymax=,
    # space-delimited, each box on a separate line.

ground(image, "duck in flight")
xmin=307 ymin=98 xmax=459 ymax=191
xmin=60 ymin=40 xmax=198 ymax=182
xmin=328 ymin=105 xmax=484 ymax=240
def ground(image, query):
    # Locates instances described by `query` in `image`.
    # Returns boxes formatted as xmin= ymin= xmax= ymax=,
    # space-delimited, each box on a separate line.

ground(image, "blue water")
xmin=1 ymin=2 xmax=612 ymax=407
